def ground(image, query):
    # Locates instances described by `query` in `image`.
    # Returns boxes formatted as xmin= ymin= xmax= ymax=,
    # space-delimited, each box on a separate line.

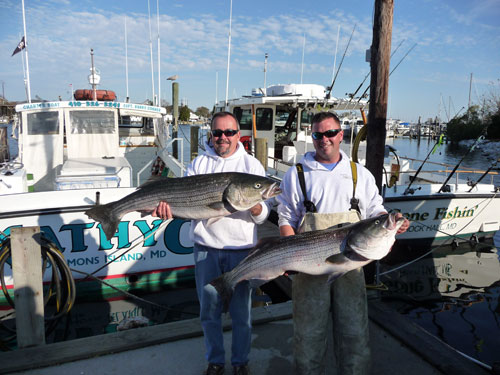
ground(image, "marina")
xmin=1 ymin=0 xmax=499 ymax=373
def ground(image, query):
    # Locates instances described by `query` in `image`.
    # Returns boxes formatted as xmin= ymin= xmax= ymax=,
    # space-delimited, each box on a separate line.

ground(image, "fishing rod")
xmin=438 ymin=129 xmax=488 ymax=193
xmin=325 ymin=24 xmax=356 ymax=99
xmin=404 ymin=134 xmax=445 ymax=195
xmin=358 ymin=43 xmax=417 ymax=104
xmin=467 ymin=157 xmax=500 ymax=192
xmin=348 ymin=39 xmax=405 ymax=101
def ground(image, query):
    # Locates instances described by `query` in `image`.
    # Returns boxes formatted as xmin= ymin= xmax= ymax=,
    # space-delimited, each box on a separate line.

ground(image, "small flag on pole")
xmin=12 ymin=36 xmax=26 ymax=56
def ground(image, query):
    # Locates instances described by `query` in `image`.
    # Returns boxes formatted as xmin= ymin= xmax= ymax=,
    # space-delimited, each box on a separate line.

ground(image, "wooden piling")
xmin=366 ymin=0 xmax=394 ymax=191
xmin=255 ymin=138 xmax=268 ymax=171
xmin=172 ymin=82 xmax=179 ymax=159
xmin=11 ymin=227 xmax=45 ymax=348
xmin=0 ymin=126 xmax=9 ymax=163
xmin=190 ymin=126 xmax=199 ymax=161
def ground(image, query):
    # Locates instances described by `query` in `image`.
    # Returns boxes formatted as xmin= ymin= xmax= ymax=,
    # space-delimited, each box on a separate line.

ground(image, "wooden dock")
xmin=0 ymin=299 xmax=492 ymax=375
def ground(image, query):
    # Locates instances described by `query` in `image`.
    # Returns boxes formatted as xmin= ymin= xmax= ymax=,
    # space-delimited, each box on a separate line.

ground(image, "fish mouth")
xmin=262 ymin=182 xmax=281 ymax=199
xmin=384 ymin=212 xmax=405 ymax=231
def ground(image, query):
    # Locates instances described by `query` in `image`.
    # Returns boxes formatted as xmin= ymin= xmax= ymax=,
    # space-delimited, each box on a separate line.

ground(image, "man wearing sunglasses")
xmin=152 ymin=111 xmax=272 ymax=375
xmin=277 ymin=111 xmax=408 ymax=375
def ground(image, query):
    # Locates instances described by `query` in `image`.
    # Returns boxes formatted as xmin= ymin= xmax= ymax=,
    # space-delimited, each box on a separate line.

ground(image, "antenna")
xmin=225 ymin=0 xmax=233 ymax=106
xmin=263 ymin=53 xmax=268 ymax=96
xmin=300 ymin=33 xmax=305 ymax=84
xmin=124 ymin=16 xmax=129 ymax=102
xmin=331 ymin=25 xmax=340 ymax=85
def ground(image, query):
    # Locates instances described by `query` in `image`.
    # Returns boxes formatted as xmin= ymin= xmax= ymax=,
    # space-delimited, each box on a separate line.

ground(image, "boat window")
xmin=300 ymin=111 xmax=313 ymax=128
xmin=70 ymin=111 xmax=115 ymax=134
xmin=119 ymin=115 xmax=143 ymax=128
xmin=233 ymin=107 xmax=273 ymax=131
xmin=27 ymin=112 xmax=59 ymax=135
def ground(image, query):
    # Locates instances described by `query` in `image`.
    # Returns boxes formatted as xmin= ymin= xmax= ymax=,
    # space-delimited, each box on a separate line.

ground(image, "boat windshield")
xmin=70 ymin=111 xmax=115 ymax=134
xmin=27 ymin=112 xmax=59 ymax=135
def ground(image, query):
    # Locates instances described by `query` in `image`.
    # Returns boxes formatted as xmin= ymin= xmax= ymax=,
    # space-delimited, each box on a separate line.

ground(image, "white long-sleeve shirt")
xmin=277 ymin=150 xmax=386 ymax=230
xmin=186 ymin=141 xmax=271 ymax=249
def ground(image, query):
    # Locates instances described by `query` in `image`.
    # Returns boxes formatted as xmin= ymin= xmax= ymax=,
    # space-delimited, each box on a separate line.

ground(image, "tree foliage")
xmin=179 ymin=105 xmax=191 ymax=122
xmin=446 ymin=106 xmax=484 ymax=143
xmin=446 ymin=79 xmax=500 ymax=142
xmin=195 ymin=106 xmax=210 ymax=118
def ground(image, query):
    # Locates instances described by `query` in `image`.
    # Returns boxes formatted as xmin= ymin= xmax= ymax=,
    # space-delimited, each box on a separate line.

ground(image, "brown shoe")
xmin=205 ymin=363 xmax=224 ymax=375
xmin=233 ymin=364 xmax=250 ymax=375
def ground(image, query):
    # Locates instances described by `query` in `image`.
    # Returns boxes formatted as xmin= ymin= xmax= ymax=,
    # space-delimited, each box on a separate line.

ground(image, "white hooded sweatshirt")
xmin=185 ymin=141 xmax=271 ymax=249
xmin=277 ymin=149 xmax=386 ymax=230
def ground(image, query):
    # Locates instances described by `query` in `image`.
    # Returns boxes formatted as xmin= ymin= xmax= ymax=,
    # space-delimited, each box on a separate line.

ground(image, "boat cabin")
xmin=215 ymin=84 xmax=367 ymax=172
xmin=11 ymin=101 xmax=166 ymax=192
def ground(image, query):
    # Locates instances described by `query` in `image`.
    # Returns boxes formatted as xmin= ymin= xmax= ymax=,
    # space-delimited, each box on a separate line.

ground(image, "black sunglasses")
xmin=211 ymin=129 xmax=239 ymax=138
xmin=311 ymin=129 xmax=342 ymax=140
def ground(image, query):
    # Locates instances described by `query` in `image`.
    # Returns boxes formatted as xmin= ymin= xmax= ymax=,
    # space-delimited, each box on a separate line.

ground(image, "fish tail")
xmin=210 ymin=274 xmax=234 ymax=312
xmin=84 ymin=204 xmax=121 ymax=241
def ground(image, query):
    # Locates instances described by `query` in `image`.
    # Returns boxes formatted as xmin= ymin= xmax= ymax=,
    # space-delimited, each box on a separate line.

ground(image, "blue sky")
xmin=1 ymin=0 xmax=499 ymax=122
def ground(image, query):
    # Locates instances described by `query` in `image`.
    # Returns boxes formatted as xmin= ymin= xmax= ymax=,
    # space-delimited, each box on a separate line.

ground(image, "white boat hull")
xmin=384 ymin=184 xmax=500 ymax=246
xmin=0 ymin=188 xmax=195 ymax=301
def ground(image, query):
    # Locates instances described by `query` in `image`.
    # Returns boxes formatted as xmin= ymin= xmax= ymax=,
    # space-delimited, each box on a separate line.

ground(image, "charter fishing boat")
xmin=0 ymin=82 xmax=195 ymax=307
xmin=214 ymin=83 xmax=500 ymax=248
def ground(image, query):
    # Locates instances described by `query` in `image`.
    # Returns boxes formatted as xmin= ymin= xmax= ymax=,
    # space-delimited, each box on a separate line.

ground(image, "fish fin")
xmin=249 ymin=279 xmax=268 ymax=289
xmin=327 ymin=272 xmax=347 ymax=284
xmin=85 ymin=203 xmax=121 ymax=241
xmin=251 ymin=236 xmax=282 ymax=254
xmin=207 ymin=202 xmax=225 ymax=210
xmin=138 ymin=175 xmax=169 ymax=188
xmin=210 ymin=274 xmax=233 ymax=313
xmin=138 ymin=210 xmax=152 ymax=217
xmin=206 ymin=217 xmax=223 ymax=226
xmin=325 ymin=253 xmax=351 ymax=265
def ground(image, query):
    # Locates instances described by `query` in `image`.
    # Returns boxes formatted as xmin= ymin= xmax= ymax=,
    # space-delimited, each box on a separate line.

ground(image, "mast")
xmin=157 ymin=0 xmax=161 ymax=106
xmin=215 ymin=71 xmax=218 ymax=105
xmin=225 ymin=0 xmax=233 ymax=106
xmin=125 ymin=16 xmax=129 ymax=102
xmin=90 ymin=49 xmax=97 ymax=101
xmin=21 ymin=0 xmax=31 ymax=103
xmin=147 ymin=0 xmax=156 ymax=104
xmin=467 ymin=72 xmax=472 ymax=120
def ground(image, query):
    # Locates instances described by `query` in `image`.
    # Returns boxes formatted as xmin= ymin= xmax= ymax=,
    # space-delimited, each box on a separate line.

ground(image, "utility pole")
xmin=366 ymin=0 xmax=394 ymax=191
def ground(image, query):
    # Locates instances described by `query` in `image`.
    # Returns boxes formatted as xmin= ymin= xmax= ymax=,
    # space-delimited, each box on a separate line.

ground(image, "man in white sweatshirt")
xmin=153 ymin=111 xmax=271 ymax=375
xmin=277 ymin=111 xmax=408 ymax=375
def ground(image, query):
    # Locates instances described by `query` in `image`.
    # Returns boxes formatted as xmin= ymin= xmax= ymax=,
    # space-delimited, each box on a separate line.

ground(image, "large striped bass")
xmin=210 ymin=213 xmax=404 ymax=307
xmin=85 ymin=172 xmax=281 ymax=241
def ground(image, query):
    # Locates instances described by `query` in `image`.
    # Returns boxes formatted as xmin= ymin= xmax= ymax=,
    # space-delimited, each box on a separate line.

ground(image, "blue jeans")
xmin=194 ymin=243 xmax=252 ymax=367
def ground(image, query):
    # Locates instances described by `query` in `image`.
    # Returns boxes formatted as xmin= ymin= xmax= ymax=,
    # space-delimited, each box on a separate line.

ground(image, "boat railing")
xmin=159 ymin=137 xmax=185 ymax=178
xmin=397 ymin=156 xmax=498 ymax=185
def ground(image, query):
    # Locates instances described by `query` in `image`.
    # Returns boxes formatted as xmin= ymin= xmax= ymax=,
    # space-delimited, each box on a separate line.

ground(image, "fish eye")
xmin=375 ymin=220 xmax=380 ymax=225
xmin=254 ymin=183 xmax=262 ymax=189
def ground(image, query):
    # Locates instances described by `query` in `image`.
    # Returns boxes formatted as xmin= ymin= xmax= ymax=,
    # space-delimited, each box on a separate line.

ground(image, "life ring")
xmin=74 ymin=89 xmax=117 ymax=101
xmin=241 ymin=136 xmax=252 ymax=152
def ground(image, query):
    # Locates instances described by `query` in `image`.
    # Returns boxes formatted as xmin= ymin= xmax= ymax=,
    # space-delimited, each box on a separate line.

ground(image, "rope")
xmin=0 ymin=235 xmax=76 ymax=348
